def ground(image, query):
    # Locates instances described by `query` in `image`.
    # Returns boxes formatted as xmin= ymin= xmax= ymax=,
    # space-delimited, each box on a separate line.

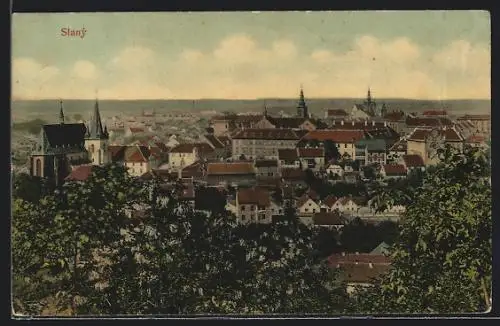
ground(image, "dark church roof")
xmin=43 ymin=123 xmax=86 ymax=147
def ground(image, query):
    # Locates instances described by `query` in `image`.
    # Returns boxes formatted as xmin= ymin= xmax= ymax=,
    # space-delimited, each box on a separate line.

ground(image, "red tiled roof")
xmin=296 ymin=194 xmax=312 ymax=208
xmin=266 ymin=117 xmax=312 ymax=129
xmin=329 ymin=120 xmax=387 ymax=131
xmin=124 ymin=145 xmax=151 ymax=163
xmin=232 ymin=128 xmax=300 ymax=140
xmin=237 ymin=187 xmax=270 ymax=206
xmin=326 ymin=109 xmax=349 ymax=117
xmin=303 ymin=130 xmax=365 ymax=143
xmin=207 ymin=162 xmax=255 ymax=175
xmin=129 ymin=127 xmax=145 ymax=133
xmin=298 ymin=147 xmax=324 ymax=158
xmin=181 ymin=162 xmax=205 ymax=179
xmin=408 ymin=128 xmax=463 ymax=142
xmin=65 ymin=165 xmax=94 ymax=181
xmin=278 ymin=148 xmax=299 ymax=161
xmin=402 ymin=154 xmax=424 ymax=168
xmin=306 ymin=189 xmax=319 ymax=201
xmin=382 ymin=164 xmax=407 ymax=176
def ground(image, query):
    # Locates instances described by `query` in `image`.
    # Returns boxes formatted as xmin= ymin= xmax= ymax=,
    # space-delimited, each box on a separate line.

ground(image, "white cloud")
xmin=72 ymin=60 xmax=98 ymax=80
xmin=11 ymin=35 xmax=491 ymax=100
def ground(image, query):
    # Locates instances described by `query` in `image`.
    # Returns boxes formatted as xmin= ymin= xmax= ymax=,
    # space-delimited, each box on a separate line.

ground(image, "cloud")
xmin=11 ymin=34 xmax=490 ymax=100
xmin=72 ymin=60 xmax=98 ymax=80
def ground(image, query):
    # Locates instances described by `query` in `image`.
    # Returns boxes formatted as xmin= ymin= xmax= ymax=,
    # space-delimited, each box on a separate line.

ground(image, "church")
xmin=29 ymin=100 xmax=110 ymax=186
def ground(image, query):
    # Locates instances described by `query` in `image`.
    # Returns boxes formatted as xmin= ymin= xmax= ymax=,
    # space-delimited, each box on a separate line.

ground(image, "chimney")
xmin=332 ymin=120 xmax=335 ymax=126
xmin=369 ymin=262 xmax=373 ymax=268
xmin=341 ymin=120 xmax=344 ymax=126
xmin=352 ymin=121 xmax=355 ymax=126
xmin=364 ymin=120 xmax=368 ymax=126
xmin=372 ymin=121 xmax=375 ymax=126
xmin=341 ymin=252 xmax=346 ymax=256
xmin=178 ymin=167 xmax=182 ymax=179
xmin=384 ymin=121 xmax=387 ymax=127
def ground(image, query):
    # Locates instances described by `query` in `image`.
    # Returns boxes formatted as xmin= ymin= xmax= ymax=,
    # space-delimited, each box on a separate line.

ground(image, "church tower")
xmin=59 ymin=100 xmax=65 ymax=124
xmin=364 ymin=88 xmax=377 ymax=116
xmin=297 ymin=86 xmax=309 ymax=118
xmin=84 ymin=99 xmax=110 ymax=165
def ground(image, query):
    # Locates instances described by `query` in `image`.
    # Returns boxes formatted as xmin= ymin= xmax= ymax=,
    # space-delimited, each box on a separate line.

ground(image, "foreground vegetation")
xmin=12 ymin=146 xmax=491 ymax=315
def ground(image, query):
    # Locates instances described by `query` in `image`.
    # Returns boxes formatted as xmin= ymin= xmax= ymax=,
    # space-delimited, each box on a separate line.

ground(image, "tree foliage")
xmin=348 ymin=145 xmax=492 ymax=313
xmin=12 ymin=164 xmax=347 ymax=316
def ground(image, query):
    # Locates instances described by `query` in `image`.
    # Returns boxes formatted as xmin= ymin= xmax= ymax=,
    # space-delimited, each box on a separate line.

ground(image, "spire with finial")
xmin=297 ymin=85 xmax=308 ymax=118
xmin=59 ymin=99 xmax=65 ymax=124
xmin=86 ymin=96 xmax=108 ymax=140
xmin=367 ymin=88 xmax=372 ymax=104
xmin=263 ymin=100 xmax=268 ymax=117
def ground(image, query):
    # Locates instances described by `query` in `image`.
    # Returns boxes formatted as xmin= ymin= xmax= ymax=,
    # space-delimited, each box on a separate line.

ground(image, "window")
xmin=241 ymin=206 xmax=245 ymax=211
xmin=312 ymin=209 xmax=316 ymax=213
xmin=140 ymin=162 xmax=143 ymax=167
xmin=35 ymin=159 xmax=41 ymax=176
xmin=90 ymin=144 xmax=95 ymax=153
xmin=305 ymin=208 xmax=309 ymax=212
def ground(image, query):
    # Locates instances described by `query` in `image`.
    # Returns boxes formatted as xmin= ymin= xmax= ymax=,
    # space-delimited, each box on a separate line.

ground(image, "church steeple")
xmin=263 ymin=100 xmax=268 ymax=117
xmin=297 ymin=86 xmax=308 ymax=118
xmin=86 ymin=98 xmax=108 ymax=140
xmin=367 ymin=88 xmax=372 ymax=104
xmin=59 ymin=100 xmax=65 ymax=124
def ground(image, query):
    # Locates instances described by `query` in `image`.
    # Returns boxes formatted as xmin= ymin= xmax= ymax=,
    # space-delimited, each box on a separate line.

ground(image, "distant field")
xmin=11 ymin=98 xmax=491 ymax=123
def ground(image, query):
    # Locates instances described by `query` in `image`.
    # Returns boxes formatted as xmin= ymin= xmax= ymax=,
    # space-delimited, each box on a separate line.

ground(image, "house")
xmin=109 ymin=145 xmax=159 ymax=177
xmin=380 ymin=164 xmax=407 ymax=179
xmin=278 ymin=148 xmax=301 ymax=169
xmin=297 ymin=194 xmax=321 ymax=216
xmin=354 ymin=138 xmax=388 ymax=166
xmin=297 ymin=147 xmax=325 ymax=172
xmin=383 ymin=110 xmax=406 ymax=134
xmin=203 ymin=133 xmax=231 ymax=158
xmin=332 ymin=196 xmax=365 ymax=214
xmin=401 ymin=154 xmax=425 ymax=173
xmin=456 ymin=114 xmax=491 ymax=136
xmin=254 ymin=159 xmax=279 ymax=178
xmin=301 ymin=130 xmax=365 ymax=159
xmin=406 ymin=127 xmax=464 ymax=165
xmin=326 ymin=164 xmax=344 ymax=178
xmin=231 ymin=128 xmax=301 ymax=160
xmin=281 ymin=168 xmax=307 ymax=187
xmin=328 ymin=253 xmax=392 ymax=295
xmin=206 ymin=162 xmax=256 ymax=187
xmin=235 ymin=187 xmax=273 ymax=224
xmin=225 ymin=200 xmax=238 ymax=216
xmin=312 ymin=211 xmax=346 ymax=230
xmin=168 ymin=144 xmax=200 ymax=171
xmin=387 ymin=138 xmax=407 ymax=163
xmin=320 ymin=195 xmax=339 ymax=212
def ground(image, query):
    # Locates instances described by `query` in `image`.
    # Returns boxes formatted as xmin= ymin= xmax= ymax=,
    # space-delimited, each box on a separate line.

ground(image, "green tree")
xmin=348 ymin=145 xmax=492 ymax=313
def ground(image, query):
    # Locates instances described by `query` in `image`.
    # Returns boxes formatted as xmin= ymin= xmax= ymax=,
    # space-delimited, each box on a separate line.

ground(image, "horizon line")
xmin=11 ymin=97 xmax=492 ymax=102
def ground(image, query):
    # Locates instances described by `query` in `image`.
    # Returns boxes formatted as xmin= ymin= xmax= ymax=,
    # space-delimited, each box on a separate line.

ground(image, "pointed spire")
xmin=59 ymin=100 xmax=65 ymax=124
xmin=367 ymin=88 xmax=372 ymax=104
xmin=263 ymin=100 xmax=268 ymax=117
xmin=86 ymin=97 xmax=108 ymax=139
xmin=297 ymin=85 xmax=308 ymax=118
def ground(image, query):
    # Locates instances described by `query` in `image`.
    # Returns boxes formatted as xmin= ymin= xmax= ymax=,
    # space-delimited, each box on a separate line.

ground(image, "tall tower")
xmin=59 ymin=100 xmax=65 ymax=124
xmin=297 ymin=86 xmax=309 ymax=118
xmin=364 ymin=88 xmax=376 ymax=116
xmin=84 ymin=99 xmax=110 ymax=165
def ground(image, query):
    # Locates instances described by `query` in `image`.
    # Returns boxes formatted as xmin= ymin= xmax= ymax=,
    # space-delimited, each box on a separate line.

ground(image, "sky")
xmin=12 ymin=11 xmax=490 ymax=100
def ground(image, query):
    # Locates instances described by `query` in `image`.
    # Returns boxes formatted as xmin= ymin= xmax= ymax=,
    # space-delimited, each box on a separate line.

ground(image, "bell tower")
xmin=84 ymin=98 xmax=110 ymax=165
xmin=297 ymin=86 xmax=309 ymax=118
